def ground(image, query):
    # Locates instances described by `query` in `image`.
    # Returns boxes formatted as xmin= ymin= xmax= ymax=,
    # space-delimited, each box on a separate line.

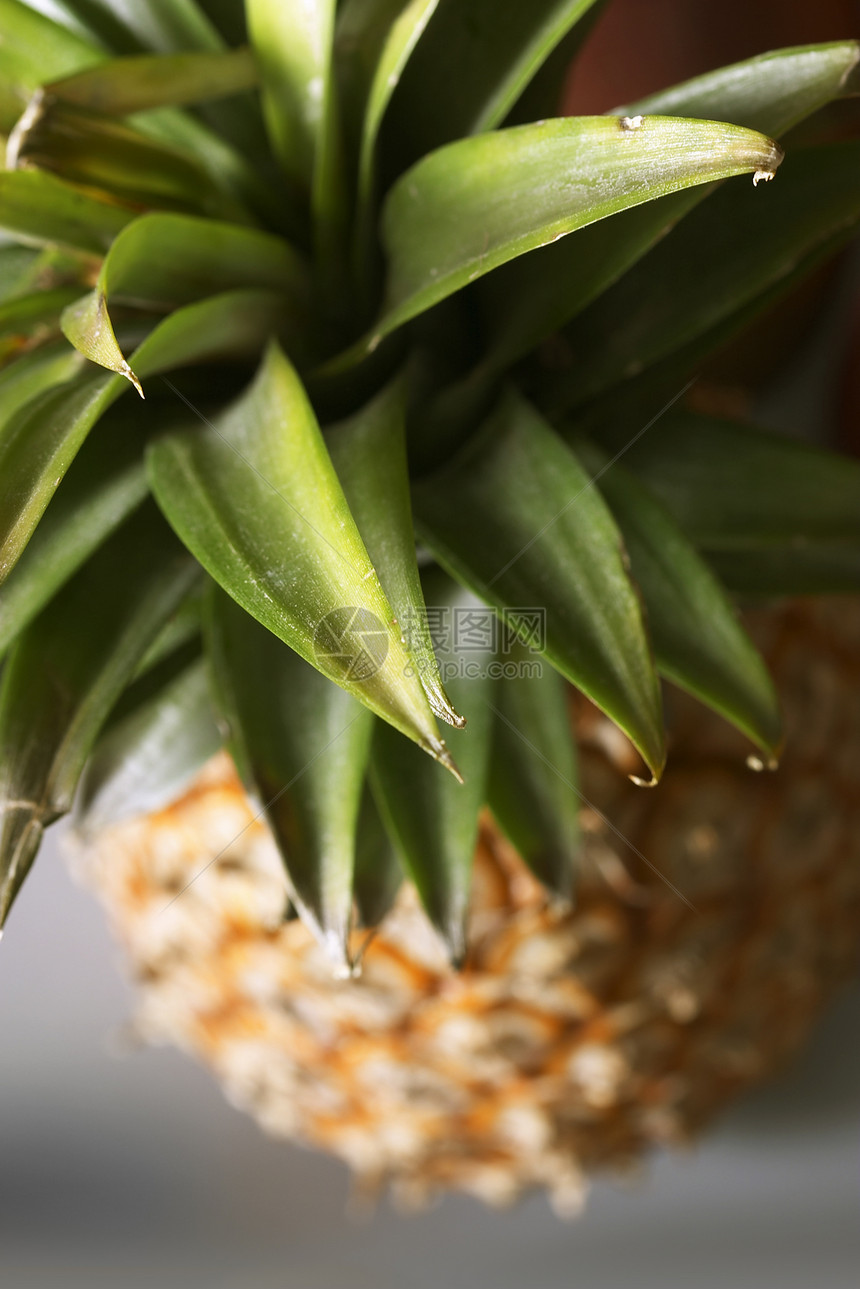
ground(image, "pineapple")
xmin=77 ymin=595 xmax=860 ymax=1214
xmin=2 ymin=0 xmax=860 ymax=1211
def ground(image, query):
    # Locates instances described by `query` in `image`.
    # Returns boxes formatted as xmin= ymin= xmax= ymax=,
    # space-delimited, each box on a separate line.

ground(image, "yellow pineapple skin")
xmin=75 ymin=598 xmax=860 ymax=1215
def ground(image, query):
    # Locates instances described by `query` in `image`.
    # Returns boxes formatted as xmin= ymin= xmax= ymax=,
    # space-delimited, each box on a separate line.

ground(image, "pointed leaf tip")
xmin=0 ymin=807 xmax=44 ymax=929
xmin=370 ymin=572 xmax=494 ymax=959
xmin=206 ymin=587 xmax=373 ymax=965
xmin=576 ymin=439 xmax=782 ymax=759
xmin=61 ymin=214 xmax=309 ymax=387
xmin=325 ymin=114 xmax=787 ymax=369
xmin=150 ymin=342 xmax=448 ymax=759
xmin=434 ymin=743 xmax=464 ymax=784
xmin=0 ymin=507 xmax=196 ymax=931
xmin=124 ymin=362 xmax=144 ymax=399
xmin=415 ymin=394 xmax=666 ymax=780
xmin=327 ymin=377 xmax=465 ymax=733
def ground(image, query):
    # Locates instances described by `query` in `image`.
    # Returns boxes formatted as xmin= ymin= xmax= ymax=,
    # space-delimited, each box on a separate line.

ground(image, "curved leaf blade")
xmin=97 ymin=0 xmax=274 ymax=200
xmin=479 ymin=41 xmax=860 ymax=374
xmin=336 ymin=0 xmax=439 ymax=249
xmin=208 ymin=586 xmax=373 ymax=968
xmin=325 ymin=115 xmax=783 ymax=369
xmin=46 ymin=47 xmax=259 ymax=114
xmin=26 ymin=0 xmax=144 ymax=54
xmin=414 ymin=392 xmax=665 ymax=780
xmin=9 ymin=98 xmax=253 ymax=224
xmin=61 ymin=212 xmax=309 ymax=388
xmin=105 ymin=0 xmax=224 ymax=53
xmin=129 ymin=103 xmax=285 ymax=231
xmin=0 ymin=370 xmax=114 ymax=582
xmin=134 ymin=586 xmax=206 ymax=679
xmin=0 ymin=288 xmax=288 ymax=583
xmin=371 ymin=570 xmax=494 ymax=961
xmin=502 ymin=0 xmax=607 ymax=127
xmin=353 ymin=782 xmax=403 ymax=928
xmin=0 ymin=340 xmax=83 ymax=425
xmin=0 ymin=169 xmax=133 ymax=255
xmin=0 ymin=398 xmax=149 ymax=656
xmin=0 ymin=243 xmax=42 ymax=299
xmin=623 ymin=41 xmax=860 ymax=138
xmin=76 ymin=646 xmax=221 ymax=832
xmin=147 ymin=341 xmax=456 ymax=771
xmin=327 ymin=377 xmax=463 ymax=728
xmin=0 ymin=0 xmax=103 ymax=95
xmin=387 ymin=0 xmax=602 ymax=158
xmin=577 ymin=440 xmax=782 ymax=758
xmin=0 ymin=504 xmax=198 ymax=926
xmin=0 ymin=285 xmax=83 ymax=341
xmin=488 ymin=645 xmax=580 ymax=897
xmin=621 ymin=411 xmax=860 ymax=596
xmin=246 ymin=0 xmax=337 ymax=187
xmin=546 ymin=140 xmax=860 ymax=413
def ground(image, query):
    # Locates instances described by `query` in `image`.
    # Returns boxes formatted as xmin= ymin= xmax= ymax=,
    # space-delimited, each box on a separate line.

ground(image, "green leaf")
xmin=623 ymin=41 xmax=860 ymax=137
xmin=0 ymin=397 xmax=150 ymax=657
xmin=352 ymin=782 xmax=403 ymax=928
xmin=0 ymin=169 xmax=134 ymax=255
xmin=76 ymin=645 xmax=221 ymax=832
xmin=488 ymin=645 xmax=580 ymax=897
xmin=246 ymin=0 xmax=337 ymax=187
xmin=28 ymin=0 xmax=144 ymax=54
xmin=92 ymin=0 xmax=275 ymax=202
xmin=127 ymin=286 xmax=298 ymax=381
xmin=9 ymin=100 xmax=254 ymax=225
xmin=134 ymin=584 xmax=205 ymax=677
xmin=502 ymin=0 xmax=607 ymax=127
xmin=60 ymin=212 xmax=309 ymax=389
xmin=545 ymin=140 xmax=860 ymax=414
xmin=0 ymin=370 xmax=114 ymax=582
xmin=208 ymin=586 xmax=374 ymax=968
xmin=326 ymin=376 xmax=462 ymax=728
xmin=0 ymin=0 xmax=103 ymax=94
xmin=0 ymin=285 xmax=84 ymax=343
xmin=478 ymin=41 xmax=860 ymax=375
xmin=0 ymin=340 xmax=83 ymax=424
xmin=147 ymin=340 xmax=456 ymax=771
xmin=576 ymin=440 xmax=782 ymax=758
xmin=336 ymin=0 xmax=439 ymax=266
xmin=0 ymin=504 xmax=198 ymax=926
xmin=414 ymin=391 xmax=665 ymax=780
xmin=386 ymin=0 xmax=602 ymax=160
xmin=111 ymin=0 xmax=224 ymax=53
xmin=371 ymin=570 xmax=494 ymax=961
xmin=620 ymin=411 xmax=860 ymax=597
xmin=0 ymin=243 xmax=44 ymax=299
xmin=45 ymin=47 xmax=258 ymax=114
xmin=323 ymin=115 xmax=783 ymax=370
xmin=1 ymin=288 xmax=287 ymax=583
xmin=128 ymin=104 xmax=285 ymax=231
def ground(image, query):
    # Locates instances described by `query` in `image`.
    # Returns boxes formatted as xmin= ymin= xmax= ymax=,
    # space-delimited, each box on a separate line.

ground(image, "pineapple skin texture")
xmin=76 ymin=598 xmax=860 ymax=1215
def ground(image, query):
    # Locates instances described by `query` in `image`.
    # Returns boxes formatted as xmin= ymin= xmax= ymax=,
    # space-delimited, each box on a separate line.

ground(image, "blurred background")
xmin=0 ymin=827 xmax=858 ymax=1288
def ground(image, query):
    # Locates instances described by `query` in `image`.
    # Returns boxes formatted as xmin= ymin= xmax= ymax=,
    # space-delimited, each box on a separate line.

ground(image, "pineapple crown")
xmin=1 ymin=0 xmax=859 ymax=966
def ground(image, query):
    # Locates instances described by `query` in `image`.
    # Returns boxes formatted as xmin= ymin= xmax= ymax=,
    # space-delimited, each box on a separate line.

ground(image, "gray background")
xmin=1 ymin=827 xmax=858 ymax=1289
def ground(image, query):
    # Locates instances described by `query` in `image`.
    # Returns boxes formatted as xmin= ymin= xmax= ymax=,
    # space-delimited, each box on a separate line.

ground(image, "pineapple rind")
xmin=74 ymin=598 xmax=860 ymax=1213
